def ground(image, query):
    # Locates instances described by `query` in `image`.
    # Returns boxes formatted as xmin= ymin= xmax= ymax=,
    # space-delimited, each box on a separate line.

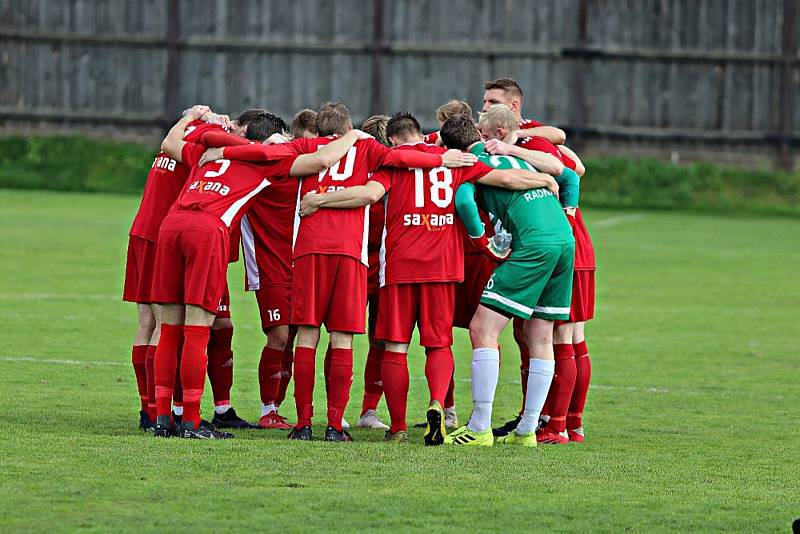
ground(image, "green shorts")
xmin=480 ymin=243 xmax=575 ymax=321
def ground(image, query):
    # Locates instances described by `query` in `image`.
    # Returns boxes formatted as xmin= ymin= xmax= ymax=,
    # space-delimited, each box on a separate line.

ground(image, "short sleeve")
xmin=362 ymin=138 xmax=391 ymax=168
xmin=265 ymin=154 xmax=301 ymax=180
xmin=370 ymin=168 xmax=392 ymax=192
xmin=180 ymin=142 xmax=206 ymax=168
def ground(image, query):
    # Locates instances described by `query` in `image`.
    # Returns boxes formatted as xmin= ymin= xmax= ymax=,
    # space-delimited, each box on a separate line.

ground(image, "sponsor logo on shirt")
xmin=152 ymin=155 xmax=177 ymax=172
xmin=402 ymin=212 xmax=453 ymax=231
xmin=188 ymin=180 xmax=231 ymax=196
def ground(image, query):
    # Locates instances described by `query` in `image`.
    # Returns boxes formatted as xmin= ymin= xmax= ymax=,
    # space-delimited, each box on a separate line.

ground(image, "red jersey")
xmin=177 ymin=142 xmax=298 ymax=230
xmin=423 ymin=131 xmax=439 ymax=145
xmin=261 ymin=136 xmax=449 ymax=264
xmin=517 ymin=118 xmax=577 ymax=171
xmin=371 ymin=143 xmax=493 ymax=285
xmin=240 ymin=176 xmax=299 ymax=289
xmin=367 ymin=201 xmax=385 ymax=255
xmin=129 ymin=120 xmax=221 ymax=241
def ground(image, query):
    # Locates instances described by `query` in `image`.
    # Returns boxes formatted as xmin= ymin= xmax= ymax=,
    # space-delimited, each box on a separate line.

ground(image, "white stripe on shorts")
xmin=533 ymin=305 xmax=571 ymax=315
xmin=481 ymin=291 xmax=534 ymax=315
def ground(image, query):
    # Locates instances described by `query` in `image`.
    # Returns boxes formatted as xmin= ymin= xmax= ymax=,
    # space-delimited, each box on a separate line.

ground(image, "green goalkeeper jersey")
xmin=469 ymin=142 xmax=574 ymax=248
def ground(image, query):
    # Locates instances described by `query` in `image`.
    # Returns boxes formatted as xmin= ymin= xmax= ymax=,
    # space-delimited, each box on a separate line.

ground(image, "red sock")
xmin=131 ymin=345 xmax=148 ymax=412
xmin=361 ymin=345 xmax=384 ymax=414
xmin=381 ymin=350 xmax=409 ymax=433
xmin=258 ymin=346 xmax=284 ymax=405
xmin=293 ymin=347 xmax=316 ymax=428
xmin=181 ymin=325 xmax=211 ymax=429
xmin=277 ymin=346 xmax=293 ymax=406
xmin=568 ymin=341 xmax=592 ymax=430
xmin=326 ymin=348 xmax=353 ymax=431
xmin=444 ymin=373 xmax=455 ymax=409
xmin=513 ymin=317 xmax=529 ymax=414
xmin=424 ymin=347 xmax=454 ymax=406
xmin=207 ymin=326 xmax=234 ymax=407
xmin=173 ymin=340 xmax=183 ymax=406
xmin=154 ymin=325 xmax=182 ymax=420
xmin=144 ymin=345 xmax=157 ymax=420
xmin=323 ymin=344 xmax=332 ymax=397
xmin=545 ymin=344 xmax=577 ymax=433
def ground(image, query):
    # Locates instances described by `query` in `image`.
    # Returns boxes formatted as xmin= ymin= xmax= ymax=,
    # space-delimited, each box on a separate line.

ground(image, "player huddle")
xmin=123 ymin=77 xmax=596 ymax=447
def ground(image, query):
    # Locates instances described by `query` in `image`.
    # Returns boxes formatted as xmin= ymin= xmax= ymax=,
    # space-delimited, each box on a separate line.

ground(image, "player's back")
xmin=470 ymin=143 xmax=572 ymax=248
xmin=129 ymin=121 xmax=221 ymax=241
xmin=376 ymin=143 xmax=482 ymax=285
xmin=293 ymin=136 xmax=389 ymax=263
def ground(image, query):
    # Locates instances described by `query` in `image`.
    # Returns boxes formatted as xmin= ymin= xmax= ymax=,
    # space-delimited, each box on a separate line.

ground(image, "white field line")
xmin=591 ymin=213 xmax=645 ymax=229
xmin=0 ymin=355 xmax=671 ymax=394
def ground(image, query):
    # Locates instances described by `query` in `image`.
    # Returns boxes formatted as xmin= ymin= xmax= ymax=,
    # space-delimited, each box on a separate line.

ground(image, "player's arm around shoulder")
xmin=477 ymin=167 xmax=559 ymax=195
xmin=291 ymin=129 xmax=372 ymax=176
xmin=299 ymin=181 xmax=386 ymax=217
xmin=161 ymin=105 xmax=210 ymax=161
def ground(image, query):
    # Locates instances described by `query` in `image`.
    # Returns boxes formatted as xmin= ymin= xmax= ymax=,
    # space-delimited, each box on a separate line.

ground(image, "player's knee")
xmin=469 ymin=322 xmax=496 ymax=348
xmin=213 ymin=317 xmax=233 ymax=331
xmin=265 ymin=325 xmax=290 ymax=349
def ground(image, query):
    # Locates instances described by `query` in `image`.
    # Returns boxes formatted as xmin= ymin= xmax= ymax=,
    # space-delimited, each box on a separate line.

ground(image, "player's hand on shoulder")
xmin=484 ymin=138 xmax=513 ymax=156
xmin=299 ymin=191 xmax=322 ymax=217
xmin=546 ymin=177 xmax=560 ymax=198
xmin=205 ymin=113 xmax=233 ymax=131
xmin=441 ymin=149 xmax=477 ymax=168
xmin=185 ymin=104 xmax=211 ymax=121
xmin=199 ymin=147 xmax=224 ymax=168
xmin=266 ymin=132 xmax=290 ymax=144
xmin=503 ymin=130 xmax=520 ymax=146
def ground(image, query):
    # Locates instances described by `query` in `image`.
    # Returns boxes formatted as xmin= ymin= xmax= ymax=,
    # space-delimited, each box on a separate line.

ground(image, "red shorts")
xmin=216 ymin=283 xmax=231 ymax=319
xmin=255 ymin=283 xmax=292 ymax=329
xmin=453 ymin=253 xmax=496 ymax=329
xmin=151 ymin=211 xmax=229 ymax=314
xmin=376 ymin=282 xmax=455 ymax=348
xmin=570 ymin=270 xmax=595 ymax=322
xmin=367 ymin=251 xmax=381 ymax=296
xmin=123 ymin=236 xmax=158 ymax=303
xmin=291 ymin=254 xmax=367 ymax=333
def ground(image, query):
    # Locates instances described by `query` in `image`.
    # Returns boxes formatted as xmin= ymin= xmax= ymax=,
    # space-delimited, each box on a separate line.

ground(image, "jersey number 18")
xmin=412 ymin=167 xmax=453 ymax=209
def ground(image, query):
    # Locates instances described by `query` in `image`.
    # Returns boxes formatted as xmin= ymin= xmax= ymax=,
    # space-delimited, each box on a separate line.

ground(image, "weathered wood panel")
xmin=0 ymin=0 xmax=797 ymax=168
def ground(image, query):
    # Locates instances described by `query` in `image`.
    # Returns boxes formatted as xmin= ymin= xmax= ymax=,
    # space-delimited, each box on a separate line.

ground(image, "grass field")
xmin=1 ymin=189 xmax=798 ymax=533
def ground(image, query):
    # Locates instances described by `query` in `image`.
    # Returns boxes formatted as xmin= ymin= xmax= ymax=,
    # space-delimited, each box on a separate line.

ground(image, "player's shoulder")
xmin=519 ymin=118 xmax=543 ymax=128
xmin=392 ymin=142 xmax=445 ymax=154
xmin=184 ymin=121 xmax=223 ymax=143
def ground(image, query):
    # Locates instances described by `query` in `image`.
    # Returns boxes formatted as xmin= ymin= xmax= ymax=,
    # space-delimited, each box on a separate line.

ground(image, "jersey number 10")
xmin=412 ymin=167 xmax=453 ymax=208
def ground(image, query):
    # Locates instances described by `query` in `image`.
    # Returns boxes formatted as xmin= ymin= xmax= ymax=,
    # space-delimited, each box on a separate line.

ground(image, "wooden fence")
xmin=1 ymin=0 xmax=798 ymax=169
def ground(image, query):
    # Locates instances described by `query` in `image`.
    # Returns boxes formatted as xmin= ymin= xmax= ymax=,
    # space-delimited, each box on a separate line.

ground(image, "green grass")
xmin=0 ymin=189 xmax=798 ymax=533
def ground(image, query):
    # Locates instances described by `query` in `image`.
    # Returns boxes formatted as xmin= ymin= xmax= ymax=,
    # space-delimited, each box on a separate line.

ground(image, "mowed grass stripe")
xmin=0 ymin=189 xmax=798 ymax=533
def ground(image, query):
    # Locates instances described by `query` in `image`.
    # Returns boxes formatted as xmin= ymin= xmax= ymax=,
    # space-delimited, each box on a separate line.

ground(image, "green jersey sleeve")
xmin=555 ymin=167 xmax=580 ymax=208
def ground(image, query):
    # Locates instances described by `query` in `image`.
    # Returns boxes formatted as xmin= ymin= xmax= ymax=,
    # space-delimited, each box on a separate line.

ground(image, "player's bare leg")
xmin=324 ymin=331 xmax=355 ymax=441
xmin=513 ymin=319 xmax=555 ymax=436
xmin=567 ymin=321 xmax=591 ymax=442
xmin=258 ymin=324 xmax=293 ymax=429
xmin=208 ymin=316 xmax=253 ymax=429
xmin=132 ymin=303 xmax=156 ymax=429
xmin=382 ymin=341 xmax=410 ymax=443
xmin=152 ymin=304 xmax=184 ymax=436
xmin=289 ymin=325 xmax=322 ymax=440
xmin=446 ymin=305 xmax=508 ymax=446
xmin=537 ymin=322 xmax=575 ymax=444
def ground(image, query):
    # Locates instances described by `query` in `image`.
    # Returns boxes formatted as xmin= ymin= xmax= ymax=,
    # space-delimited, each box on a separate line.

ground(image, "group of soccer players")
xmin=123 ymin=77 xmax=595 ymax=446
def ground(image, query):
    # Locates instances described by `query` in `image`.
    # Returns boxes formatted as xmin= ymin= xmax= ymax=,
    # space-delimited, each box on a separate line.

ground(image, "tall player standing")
xmin=480 ymin=78 xmax=596 ymax=440
xmin=299 ymin=112 xmax=558 ymax=445
xmin=150 ymin=110 xmax=368 ymax=438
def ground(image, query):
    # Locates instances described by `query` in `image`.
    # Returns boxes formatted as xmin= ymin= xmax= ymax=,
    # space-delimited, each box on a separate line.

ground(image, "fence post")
xmin=573 ymin=0 xmax=590 ymax=149
xmin=162 ymin=0 xmax=181 ymax=134
xmin=370 ymin=0 xmax=385 ymax=116
xmin=778 ymin=0 xmax=798 ymax=170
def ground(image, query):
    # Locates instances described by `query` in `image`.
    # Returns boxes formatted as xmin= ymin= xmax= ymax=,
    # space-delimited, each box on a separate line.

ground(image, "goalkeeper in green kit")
xmin=440 ymin=109 xmax=575 ymax=447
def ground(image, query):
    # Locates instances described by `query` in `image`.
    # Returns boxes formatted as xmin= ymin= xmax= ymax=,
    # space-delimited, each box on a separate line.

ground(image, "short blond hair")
xmin=479 ymin=104 xmax=517 ymax=134
xmin=436 ymin=100 xmax=473 ymax=124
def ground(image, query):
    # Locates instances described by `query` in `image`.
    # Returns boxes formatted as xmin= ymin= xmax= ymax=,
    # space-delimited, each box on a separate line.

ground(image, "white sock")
xmin=261 ymin=403 xmax=277 ymax=417
xmin=172 ymin=405 xmax=183 ymax=416
xmin=214 ymin=403 xmax=231 ymax=415
xmin=467 ymin=348 xmax=500 ymax=433
xmin=516 ymin=358 xmax=555 ymax=435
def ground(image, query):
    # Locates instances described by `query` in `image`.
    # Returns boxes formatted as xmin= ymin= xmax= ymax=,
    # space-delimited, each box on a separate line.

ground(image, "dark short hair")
xmin=440 ymin=114 xmax=481 ymax=150
xmin=236 ymin=109 xmax=287 ymax=142
xmin=385 ymin=111 xmax=421 ymax=142
xmin=484 ymin=78 xmax=523 ymax=100
xmin=316 ymin=101 xmax=351 ymax=136
xmin=291 ymin=109 xmax=318 ymax=138
xmin=361 ymin=115 xmax=390 ymax=146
